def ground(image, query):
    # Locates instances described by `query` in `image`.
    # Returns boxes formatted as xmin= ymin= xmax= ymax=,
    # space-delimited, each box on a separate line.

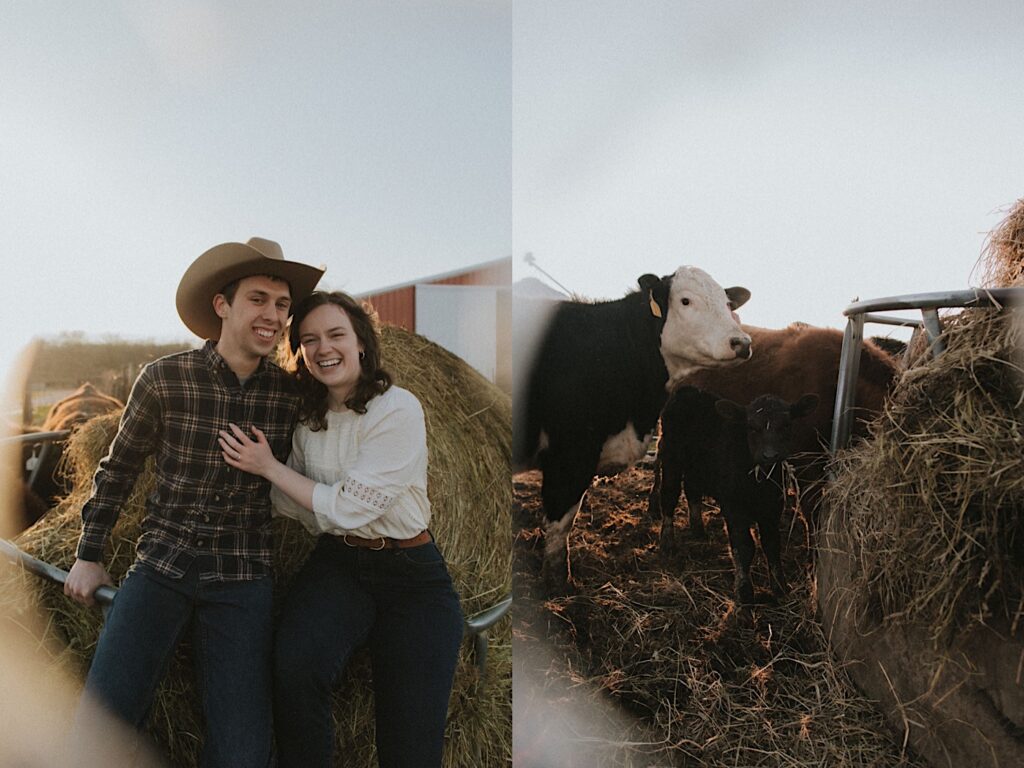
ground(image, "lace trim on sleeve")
xmin=341 ymin=477 xmax=395 ymax=514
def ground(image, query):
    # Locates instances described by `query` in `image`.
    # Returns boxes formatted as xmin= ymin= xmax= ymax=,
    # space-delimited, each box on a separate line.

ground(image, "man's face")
xmin=214 ymin=275 xmax=292 ymax=361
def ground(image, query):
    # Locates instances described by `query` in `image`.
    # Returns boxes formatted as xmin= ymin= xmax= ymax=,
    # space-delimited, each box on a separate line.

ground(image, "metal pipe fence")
xmin=830 ymin=287 xmax=1022 ymax=453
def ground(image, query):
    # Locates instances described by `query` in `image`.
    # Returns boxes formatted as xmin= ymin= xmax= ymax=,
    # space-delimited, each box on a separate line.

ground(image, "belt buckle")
xmin=343 ymin=533 xmax=386 ymax=550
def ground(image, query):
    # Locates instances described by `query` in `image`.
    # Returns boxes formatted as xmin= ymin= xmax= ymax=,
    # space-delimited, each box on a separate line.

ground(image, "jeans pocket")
xmin=395 ymin=543 xmax=445 ymax=568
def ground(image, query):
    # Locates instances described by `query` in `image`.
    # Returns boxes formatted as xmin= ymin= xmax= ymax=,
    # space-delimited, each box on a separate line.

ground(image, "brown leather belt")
xmin=341 ymin=530 xmax=431 ymax=551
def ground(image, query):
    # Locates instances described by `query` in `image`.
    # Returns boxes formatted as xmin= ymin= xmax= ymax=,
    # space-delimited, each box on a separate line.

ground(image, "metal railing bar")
xmin=465 ymin=595 xmax=511 ymax=634
xmin=921 ymin=308 xmax=946 ymax=356
xmin=861 ymin=313 xmax=924 ymax=328
xmin=0 ymin=538 xmax=116 ymax=605
xmin=464 ymin=594 xmax=511 ymax=677
xmin=830 ymin=314 xmax=864 ymax=456
xmin=843 ymin=288 xmax=1021 ymax=316
xmin=1 ymin=430 xmax=71 ymax=445
xmin=2 ymin=430 xmax=73 ymax=494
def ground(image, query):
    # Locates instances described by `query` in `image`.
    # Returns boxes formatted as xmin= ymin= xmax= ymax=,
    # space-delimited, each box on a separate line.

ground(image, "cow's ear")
xmin=715 ymin=399 xmax=746 ymax=423
xmin=638 ymin=274 xmax=669 ymax=320
xmin=638 ymin=274 xmax=660 ymax=292
xmin=725 ymin=286 xmax=751 ymax=310
xmin=791 ymin=393 xmax=819 ymax=419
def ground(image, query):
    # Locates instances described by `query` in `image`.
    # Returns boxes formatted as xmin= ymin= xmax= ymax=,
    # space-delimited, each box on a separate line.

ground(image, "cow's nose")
xmin=731 ymin=337 xmax=751 ymax=359
xmin=761 ymin=450 xmax=780 ymax=463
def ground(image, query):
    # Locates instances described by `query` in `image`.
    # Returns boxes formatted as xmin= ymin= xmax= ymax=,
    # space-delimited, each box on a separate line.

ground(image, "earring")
xmin=359 ymin=351 xmax=365 ymax=360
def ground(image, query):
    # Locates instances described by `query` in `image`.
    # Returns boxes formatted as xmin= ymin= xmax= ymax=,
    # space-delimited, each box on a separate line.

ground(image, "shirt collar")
xmin=202 ymin=340 xmax=269 ymax=379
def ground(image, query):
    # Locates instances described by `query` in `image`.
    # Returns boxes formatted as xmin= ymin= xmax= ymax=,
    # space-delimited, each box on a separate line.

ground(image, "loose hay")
xmin=0 ymin=325 xmax=511 ymax=767
xmin=824 ymin=307 xmax=1024 ymax=645
xmin=514 ymin=468 xmax=924 ymax=767
xmin=820 ymin=218 xmax=1024 ymax=766
xmin=978 ymin=198 xmax=1024 ymax=288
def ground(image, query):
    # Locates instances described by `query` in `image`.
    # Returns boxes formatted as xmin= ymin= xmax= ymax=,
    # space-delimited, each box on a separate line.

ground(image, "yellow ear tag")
xmin=649 ymin=293 xmax=662 ymax=318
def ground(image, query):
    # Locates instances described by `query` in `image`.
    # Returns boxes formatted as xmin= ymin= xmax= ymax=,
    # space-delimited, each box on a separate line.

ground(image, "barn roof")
xmin=355 ymin=255 xmax=511 ymax=298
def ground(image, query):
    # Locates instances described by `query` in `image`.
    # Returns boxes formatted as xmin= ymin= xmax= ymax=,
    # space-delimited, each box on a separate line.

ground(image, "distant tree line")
xmin=29 ymin=332 xmax=195 ymax=399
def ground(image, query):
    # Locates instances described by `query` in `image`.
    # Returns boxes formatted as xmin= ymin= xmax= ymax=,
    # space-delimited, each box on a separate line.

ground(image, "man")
xmin=65 ymin=238 xmax=324 ymax=767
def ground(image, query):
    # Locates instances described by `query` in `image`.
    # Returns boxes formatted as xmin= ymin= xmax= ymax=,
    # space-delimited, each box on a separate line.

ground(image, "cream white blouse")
xmin=270 ymin=386 xmax=430 ymax=539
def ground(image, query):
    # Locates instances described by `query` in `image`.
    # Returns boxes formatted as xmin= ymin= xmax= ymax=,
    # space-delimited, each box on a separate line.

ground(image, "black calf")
xmin=648 ymin=387 xmax=819 ymax=605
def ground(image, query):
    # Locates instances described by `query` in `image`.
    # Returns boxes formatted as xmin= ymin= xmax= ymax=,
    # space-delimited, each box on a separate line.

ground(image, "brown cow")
xmin=660 ymin=323 xmax=898 ymax=535
xmin=20 ymin=382 xmax=123 ymax=528
xmin=42 ymin=382 xmax=123 ymax=433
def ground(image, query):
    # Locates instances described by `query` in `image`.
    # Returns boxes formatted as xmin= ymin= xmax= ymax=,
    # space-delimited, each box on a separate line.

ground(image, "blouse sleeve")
xmin=271 ymin=428 xmax=321 ymax=535
xmin=310 ymin=391 xmax=426 ymax=534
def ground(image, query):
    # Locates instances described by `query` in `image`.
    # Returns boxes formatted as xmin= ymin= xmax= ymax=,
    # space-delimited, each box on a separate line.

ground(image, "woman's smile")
xmin=299 ymin=304 xmax=364 ymax=405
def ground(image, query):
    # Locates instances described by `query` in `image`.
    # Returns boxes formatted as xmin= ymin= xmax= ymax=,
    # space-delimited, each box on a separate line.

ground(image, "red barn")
xmin=357 ymin=256 xmax=511 ymax=393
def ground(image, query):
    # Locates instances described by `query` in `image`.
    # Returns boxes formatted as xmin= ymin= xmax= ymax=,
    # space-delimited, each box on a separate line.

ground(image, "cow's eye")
xmin=681 ymin=298 xmax=690 ymax=306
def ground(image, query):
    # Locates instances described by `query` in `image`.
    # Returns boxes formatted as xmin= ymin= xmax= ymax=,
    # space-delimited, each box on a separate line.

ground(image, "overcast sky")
xmin=1 ymin=1 xmax=510 ymax=389
xmin=4 ymin=1 xmax=1024 ymax=397
xmin=513 ymin=0 xmax=1024 ymax=333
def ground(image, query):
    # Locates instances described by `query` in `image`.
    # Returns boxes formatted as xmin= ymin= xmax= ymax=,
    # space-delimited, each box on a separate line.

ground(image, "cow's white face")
xmin=659 ymin=266 xmax=752 ymax=387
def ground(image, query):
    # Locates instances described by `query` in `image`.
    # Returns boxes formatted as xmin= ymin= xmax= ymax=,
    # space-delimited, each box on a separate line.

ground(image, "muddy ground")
xmin=512 ymin=465 xmax=926 ymax=768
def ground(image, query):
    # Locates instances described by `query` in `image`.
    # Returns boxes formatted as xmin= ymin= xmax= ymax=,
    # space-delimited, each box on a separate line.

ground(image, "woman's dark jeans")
xmin=273 ymin=536 xmax=464 ymax=768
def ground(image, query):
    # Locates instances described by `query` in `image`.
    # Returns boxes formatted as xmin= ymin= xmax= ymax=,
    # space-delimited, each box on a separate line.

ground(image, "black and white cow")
xmin=514 ymin=267 xmax=753 ymax=592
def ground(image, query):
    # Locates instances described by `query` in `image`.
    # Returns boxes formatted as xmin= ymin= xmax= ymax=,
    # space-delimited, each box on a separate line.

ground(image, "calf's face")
xmin=716 ymin=393 xmax=820 ymax=470
xmin=643 ymin=267 xmax=752 ymax=387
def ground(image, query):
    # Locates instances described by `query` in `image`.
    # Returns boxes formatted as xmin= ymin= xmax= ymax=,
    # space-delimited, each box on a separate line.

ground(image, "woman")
xmin=217 ymin=290 xmax=463 ymax=768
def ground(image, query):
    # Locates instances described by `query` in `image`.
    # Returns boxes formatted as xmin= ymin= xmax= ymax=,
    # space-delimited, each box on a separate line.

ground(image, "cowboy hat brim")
xmin=176 ymin=241 xmax=325 ymax=340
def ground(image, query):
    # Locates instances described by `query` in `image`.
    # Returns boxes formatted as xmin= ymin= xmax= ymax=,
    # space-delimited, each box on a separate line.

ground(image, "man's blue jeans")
xmin=74 ymin=560 xmax=273 ymax=768
xmin=273 ymin=536 xmax=464 ymax=768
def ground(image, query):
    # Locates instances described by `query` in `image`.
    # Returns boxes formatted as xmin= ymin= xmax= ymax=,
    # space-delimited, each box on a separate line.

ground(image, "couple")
xmin=63 ymin=238 xmax=463 ymax=767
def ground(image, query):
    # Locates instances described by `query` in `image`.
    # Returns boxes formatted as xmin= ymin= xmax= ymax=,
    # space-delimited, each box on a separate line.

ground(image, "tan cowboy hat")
xmin=176 ymin=237 xmax=325 ymax=340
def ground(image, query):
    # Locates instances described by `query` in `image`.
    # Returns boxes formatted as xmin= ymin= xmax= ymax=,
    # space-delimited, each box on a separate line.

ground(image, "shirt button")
xmin=213 ymin=494 xmax=221 ymax=503
xmin=197 ymin=539 xmax=205 ymax=547
xmin=203 ymin=514 xmax=211 ymax=523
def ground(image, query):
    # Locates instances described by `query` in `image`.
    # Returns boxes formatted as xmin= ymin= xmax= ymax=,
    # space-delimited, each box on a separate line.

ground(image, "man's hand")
xmin=64 ymin=558 xmax=114 ymax=606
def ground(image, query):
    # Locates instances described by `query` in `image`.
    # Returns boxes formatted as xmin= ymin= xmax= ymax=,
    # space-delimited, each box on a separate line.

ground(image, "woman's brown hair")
xmin=287 ymin=291 xmax=392 ymax=430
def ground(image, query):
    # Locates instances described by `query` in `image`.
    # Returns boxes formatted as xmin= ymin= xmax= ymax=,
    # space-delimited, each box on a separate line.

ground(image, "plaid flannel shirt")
xmin=76 ymin=342 xmax=299 ymax=581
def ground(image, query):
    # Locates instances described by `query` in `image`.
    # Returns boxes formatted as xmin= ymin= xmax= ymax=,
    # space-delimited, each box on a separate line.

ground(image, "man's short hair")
xmin=219 ymin=274 xmax=292 ymax=305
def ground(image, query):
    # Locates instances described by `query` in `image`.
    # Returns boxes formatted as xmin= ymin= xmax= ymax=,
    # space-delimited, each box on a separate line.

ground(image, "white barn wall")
xmin=415 ymin=284 xmax=507 ymax=389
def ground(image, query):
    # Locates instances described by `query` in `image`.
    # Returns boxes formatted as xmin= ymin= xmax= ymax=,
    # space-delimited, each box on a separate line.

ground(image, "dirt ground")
xmin=512 ymin=465 xmax=927 ymax=768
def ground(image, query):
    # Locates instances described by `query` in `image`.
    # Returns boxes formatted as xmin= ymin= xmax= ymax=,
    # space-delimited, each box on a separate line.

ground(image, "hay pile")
xmin=514 ymin=468 xmax=925 ymax=767
xmin=824 ymin=307 xmax=1023 ymax=642
xmin=0 ymin=325 xmax=511 ymax=767
xmin=819 ymin=203 xmax=1024 ymax=766
xmin=978 ymin=198 xmax=1024 ymax=287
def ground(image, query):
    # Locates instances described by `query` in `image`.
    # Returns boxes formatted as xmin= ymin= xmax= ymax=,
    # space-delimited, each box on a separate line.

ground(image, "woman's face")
xmin=297 ymin=303 xmax=364 ymax=399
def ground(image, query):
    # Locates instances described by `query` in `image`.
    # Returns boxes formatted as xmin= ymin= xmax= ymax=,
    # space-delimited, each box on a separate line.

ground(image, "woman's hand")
xmin=219 ymin=424 xmax=278 ymax=478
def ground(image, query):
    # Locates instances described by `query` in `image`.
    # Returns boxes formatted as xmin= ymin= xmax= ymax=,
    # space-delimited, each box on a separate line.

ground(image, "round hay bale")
xmin=820 ymin=302 xmax=1024 ymax=767
xmin=978 ymin=198 xmax=1024 ymax=288
xmin=1 ymin=326 xmax=511 ymax=767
